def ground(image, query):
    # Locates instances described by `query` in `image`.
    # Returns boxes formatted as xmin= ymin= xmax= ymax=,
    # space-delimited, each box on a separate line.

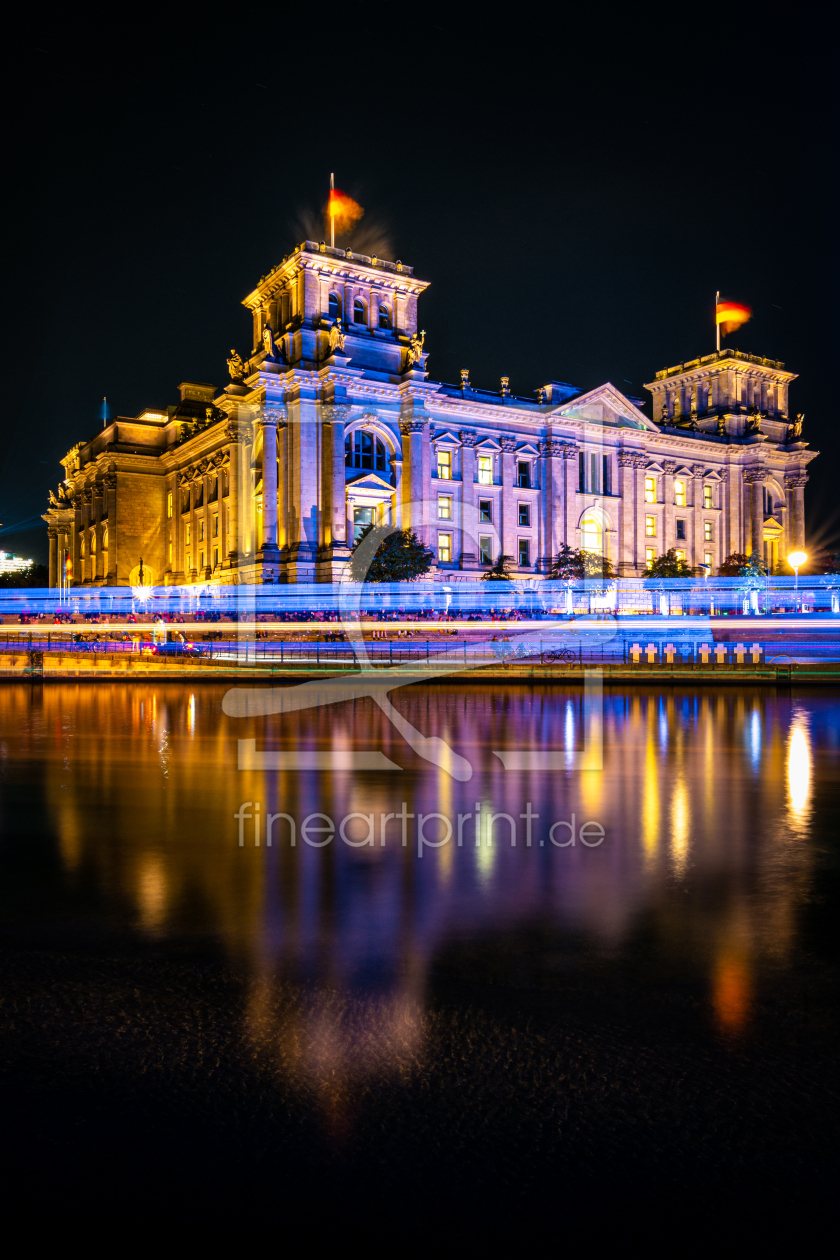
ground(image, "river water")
xmin=1 ymin=681 xmax=838 ymax=1240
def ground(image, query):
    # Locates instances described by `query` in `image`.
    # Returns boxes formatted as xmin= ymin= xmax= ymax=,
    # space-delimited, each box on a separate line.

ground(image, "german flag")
xmin=326 ymin=188 xmax=364 ymax=235
xmin=716 ymin=300 xmax=752 ymax=337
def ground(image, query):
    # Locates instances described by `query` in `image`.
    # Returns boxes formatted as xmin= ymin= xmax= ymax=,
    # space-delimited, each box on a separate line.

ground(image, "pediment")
xmin=554 ymin=383 xmax=659 ymax=432
xmin=515 ymin=443 xmax=540 ymax=455
xmin=345 ymin=471 xmax=394 ymax=493
xmin=432 ymin=430 xmax=460 ymax=446
xmin=476 ymin=436 xmax=501 ymax=449
xmin=674 ymin=466 xmax=694 ymax=477
xmin=646 ymin=462 xmax=666 ymax=474
xmin=704 ymin=469 xmax=724 ymax=481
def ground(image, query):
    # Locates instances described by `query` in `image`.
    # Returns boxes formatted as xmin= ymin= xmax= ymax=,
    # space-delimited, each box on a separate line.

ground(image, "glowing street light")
xmin=787 ymin=550 xmax=807 ymax=611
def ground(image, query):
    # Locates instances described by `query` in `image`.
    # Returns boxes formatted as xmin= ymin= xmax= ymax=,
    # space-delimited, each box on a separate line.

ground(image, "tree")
xmin=548 ymin=545 xmax=615 ymax=580
xmin=349 ymin=525 xmax=434 ymax=582
xmin=481 ymin=553 xmax=514 ymax=581
xmin=741 ymin=552 xmax=766 ymax=576
xmin=718 ymin=552 xmax=749 ymax=576
xmin=643 ymin=548 xmax=694 ymax=577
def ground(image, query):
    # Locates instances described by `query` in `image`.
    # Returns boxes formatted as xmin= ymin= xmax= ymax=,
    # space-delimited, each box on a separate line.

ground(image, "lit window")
xmin=378 ymin=304 xmax=390 ymax=329
xmin=645 ymin=547 xmax=655 ymax=565
xmin=478 ymin=455 xmax=493 ymax=485
xmin=645 ymin=476 xmax=656 ymax=503
xmin=704 ymin=521 xmax=713 ymax=542
xmin=438 ymin=533 xmax=452 ymax=563
xmin=674 ymin=480 xmax=686 ymax=506
xmin=437 ymin=449 xmax=452 ymax=480
xmin=645 ymin=515 xmax=656 ymax=536
xmin=580 ymin=515 xmax=602 ymax=553
xmin=704 ymin=551 xmax=713 ymax=567
xmin=479 ymin=500 xmax=492 ymax=522
xmin=168 ymin=541 xmax=172 ymax=564
xmin=703 ymin=485 xmax=713 ymax=509
xmin=479 ymin=535 xmax=493 ymax=565
xmin=328 ymin=292 xmax=341 ymax=319
xmin=353 ymin=506 xmax=375 ymax=543
xmin=346 ymin=431 xmax=388 ymax=472
xmin=517 ymin=461 xmax=530 ymax=488
xmin=518 ymin=503 xmax=530 ymax=526
xmin=518 ymin=538 xmax=530 ymax=567
xmin=438 ymin=495 xmax=452 ymax=519
xmin=185 ymin=524 xmax=191 ymax=546
xmin=675 ymin=550 xmax=686 ymax=562
xmin=167 ymin=491 xmax=173 ymax=519
xmin=676 ymin=519 xmax=685 ymax=540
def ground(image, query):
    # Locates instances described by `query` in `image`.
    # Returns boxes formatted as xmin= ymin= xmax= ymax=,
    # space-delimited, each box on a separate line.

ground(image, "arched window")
xmin=328 ymin=292 xmax=341 ymax=320
xmin=580 ymin=515 xmax=602 ymax=554
xmin=345 ymin=431 xmax=389 ymax=473
xmin=353 ymin=297 xmax=366 ymax=324
xmin=378 ymin=304 xmax=391 ymax=329
xmin=102 ymin=527 xmax=108 ymax=551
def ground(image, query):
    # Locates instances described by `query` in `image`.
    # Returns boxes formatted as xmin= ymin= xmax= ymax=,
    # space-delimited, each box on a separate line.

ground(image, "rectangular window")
xmin=674 ymin=480 xmax=686 ymax=506
xmin=438 ymin=532 xmax=452 ymax=563
xmin=518 ymin=538 xmax=530 ymax=567
xmin=675 ymin=549 xmax=686 ymax=562
xmin=590 ymin=452 xmax=599 ymax=495
xmin=199 ymin=519 xmax=205 ymax=542
xmin=603 ymin=455 xmax=611 ymax=495
xmin=185 ymin=524 xmax=191 ymax=547
xmin=213 ymin=514 xmax=219 ymax=537
xmin=517 ymin=461 xmax=530 ymax=488
xmin=479 ymin=535 xmax=492 ymax=565
xmin=676 ymin=518 xmax=686 ymax=540
xmin=518 ymin=503 xmax=530 ymax=527
xmin=166 ymin=491 xmax=173 ymax=519
xmin=477 ymin=455 xmax=493 ymax=485
xmin=703 ymin=485 xmax=713 ymax=509
xmin=213 ymin=548 xmax=219 ymax=569
xmin=645 ymin=476 xmax=656 ymax=503
xmin=645 ymin=515 xmax=656 ymax=536
xmin=704 ymin=520 xmax=713 ymax=542
xmin=704 ymin=551 xmax=713 ymax=568
xmin=438 ymin=495 xmax=452 ymax=519
xmin=353 ymin=506 xmax=375 ymax=543
xmin=199 ymin=551 xmax=205 ymax=570
xmin=645 ymin=547 xmax=655 ymax=565
xmin=437 ymin=449 xmax=452 ymax=480
xmin=479 ymin=499 xmax=492 ymax=523
xmin=579 ymin=451 xmax=586 ymax=492
xmin=186 ymin=553 xmax=191 ymax=571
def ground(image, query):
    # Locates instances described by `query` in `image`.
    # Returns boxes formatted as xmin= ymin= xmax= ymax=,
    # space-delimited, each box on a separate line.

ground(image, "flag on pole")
xmin=715 ymin=300 xmax=752 ymax=337
xmin=326 ymin=186 xmax=364 ymax=240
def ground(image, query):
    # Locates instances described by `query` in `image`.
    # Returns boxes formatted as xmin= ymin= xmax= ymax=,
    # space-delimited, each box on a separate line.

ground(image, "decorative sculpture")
xmin=227 ymin=349 xmax=248 ymax=380
xmin=408 ymin=330 xmax=426 ymax=364
xmin=746 ymin=412 xmax=762 ymax=435
xmin=262 ymin=327 xmax=278 ymax=359
xmin=500 ymin=376 xmax=511 ymax=396
xmin=535 ymin=386 xmax=547 ymax=404
xmin=790 ymin=413 xmax=804 ymax=439
xmin=328 ymin=321 xmax=346 ymax=354
xmin=460 ymin=367 xmax=470 ymax=388
xmin=717 ymin=413 xmax=726 ymax=436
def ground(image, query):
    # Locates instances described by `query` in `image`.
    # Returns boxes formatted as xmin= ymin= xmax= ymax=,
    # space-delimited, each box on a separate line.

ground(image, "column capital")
xmin=500 ymin=435 xmax=518 ymax=453
xmin=743 ymin=468 xmax=767 ymax=484
xmin=662 ymin=460 xmax=677 ymax=475
xmin=538 ymin=438 xmax=564 ymax=457
xmin=323 ymin=403 xmax=353 ymax=423
xmin=401 ymin=419 xmax=427 ymax=435
xmin=258 ymin=403 xmax=287 ymax=427
xmin=561 ymin=443 xmax=580 ymax=460
xmin=458 ymin=429 xmax=478 ymax=447
xmin=617 ymin=449 xmax=638 ymax=466
xmin=784 ymin=472 xmax=809 ymax=488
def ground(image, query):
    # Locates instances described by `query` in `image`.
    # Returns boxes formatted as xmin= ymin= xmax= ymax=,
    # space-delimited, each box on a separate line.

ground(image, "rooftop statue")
xmin=328 ymin=321 xmax=345 ymax=354
xmin=408 ymin=330 xmax=426 ymax=365
xmin=227 ymin=349 xmax=248 ymax=380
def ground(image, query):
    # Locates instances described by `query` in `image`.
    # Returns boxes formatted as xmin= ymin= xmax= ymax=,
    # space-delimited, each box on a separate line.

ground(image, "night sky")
xmin=5 ymin=7 xmax=835 ymax=565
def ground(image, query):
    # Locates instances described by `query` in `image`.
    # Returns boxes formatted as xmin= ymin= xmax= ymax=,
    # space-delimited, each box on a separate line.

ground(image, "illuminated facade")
xmin=44 ymin=242 xmax=816 ymax=585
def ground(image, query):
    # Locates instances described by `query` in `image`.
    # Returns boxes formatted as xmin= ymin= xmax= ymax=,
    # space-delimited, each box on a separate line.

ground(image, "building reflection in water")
xmin=0 ymin=681 xmax=830 ymax=1090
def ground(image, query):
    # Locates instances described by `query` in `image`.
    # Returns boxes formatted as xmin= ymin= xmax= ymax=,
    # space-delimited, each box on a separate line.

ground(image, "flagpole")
xmin=330 ymin=172 xmax=335 ymax=248
xmin=715 ymin=290 xmax=720 ymax=353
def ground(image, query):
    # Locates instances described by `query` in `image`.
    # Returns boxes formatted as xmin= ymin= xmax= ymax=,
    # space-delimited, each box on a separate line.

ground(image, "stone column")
xmin=92 ymin=484 xmax=104 ymax=582
xmin=501 ymin=435 xmax=517 ymax=568
xmin=635 ymin=460 xmax=648 ymax=570
xmin=563 ymin=445 xmax=578 ymax=549
xmin=257 ymin=406 xmax=282 ymax=567
xmin=617 ymin=450 xmax=636 ymax=574
xmin=661 ymin=460 xmax=675 ymax=555
xmin=691 ymin=464 xmax=705 ymax=569
xmin=746 ymin=471 xmax=764 ymax=557
xmin=225 ymin=422 xmax=240 ymax=567
xmin=48 ymin=529 xmax=58 ymax=588
xmin=324 ymin=404 xmax=350 ymax=560
xmin=400 ymin=419 xmax=427 ymax=542
xmin=458 ymin=430 xmax=477 ymax=568
xmin=787 ymin=473 xmax=807 ymax=548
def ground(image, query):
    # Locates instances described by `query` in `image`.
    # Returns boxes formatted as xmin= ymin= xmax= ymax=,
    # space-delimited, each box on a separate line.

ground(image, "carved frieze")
xmin=500 ymin=435 xmax=518 ymax=453
xmin=458 ymin=430 xmax=478 ymax=447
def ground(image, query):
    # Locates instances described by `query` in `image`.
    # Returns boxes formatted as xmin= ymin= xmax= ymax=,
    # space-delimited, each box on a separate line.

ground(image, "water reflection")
xmin=0 ymin=682 xmax=832 ymax=1070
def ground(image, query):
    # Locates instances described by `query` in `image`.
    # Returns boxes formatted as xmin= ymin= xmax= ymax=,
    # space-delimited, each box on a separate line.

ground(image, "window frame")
xmin=518 ymin=538 xmax=530 ymax=567
xmin=645 ymin=515 xmax=656 ymax=537
xmin=378 ymin=303 xmax=391 ymax=329
xmin=517 ymin=460 xmax=531 ymax=488
xmin=478 ymin=535 xmax=493 ymax=565
xmin=436 ymin=448 xmax=452 ymax=480
xmin=352 ymin=296 xmax=367 ymax=325
xmin=703 ymin=484 xmax=713 ymax=509
xmin=438 ymin=495 xmax=452 ymax=520
xmin=676 ymin=518 xmax=686 ymax=540
xmin=477 ymin=454 xmax=493 ymax=485
xmin=644 ymin=476 xmax=656 ymax=504
xmin=518 ymin=502 xmax=530 ymax=527
xmin=478 ymin=499 xmax=492 ymax=523
xmin=704 ymin=520 xmax=713 ymax=542
xmin=674 ymin=479 xmax=686 ymax=507
xmin=437 ymin=532 xmax=452 ymax=563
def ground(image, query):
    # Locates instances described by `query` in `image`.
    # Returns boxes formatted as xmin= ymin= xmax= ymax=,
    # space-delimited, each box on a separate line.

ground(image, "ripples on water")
xmin=0 ymin=682 xmax=838 ymax=1236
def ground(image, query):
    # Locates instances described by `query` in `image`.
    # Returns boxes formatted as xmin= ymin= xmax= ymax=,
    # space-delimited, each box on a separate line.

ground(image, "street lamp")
xmin=787 ymin=550 xmax=807 ymax=612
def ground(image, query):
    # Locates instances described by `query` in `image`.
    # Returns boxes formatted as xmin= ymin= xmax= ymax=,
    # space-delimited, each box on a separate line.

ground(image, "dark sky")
xmin=5 ymin=6 xmax=835 ymax=564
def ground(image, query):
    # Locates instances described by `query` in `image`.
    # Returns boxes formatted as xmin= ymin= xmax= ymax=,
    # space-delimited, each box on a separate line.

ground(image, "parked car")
xmin=152 ymin=641 xmax=210 ymax=657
